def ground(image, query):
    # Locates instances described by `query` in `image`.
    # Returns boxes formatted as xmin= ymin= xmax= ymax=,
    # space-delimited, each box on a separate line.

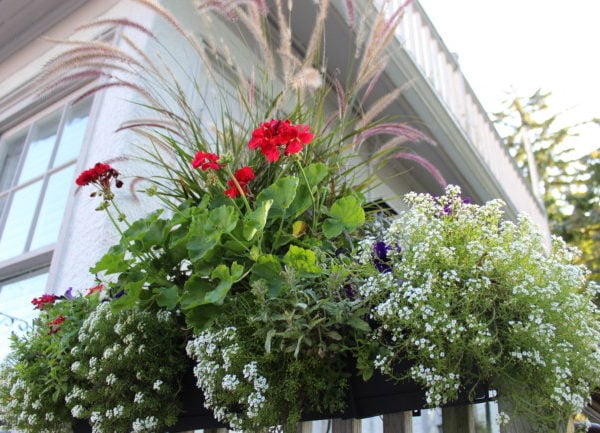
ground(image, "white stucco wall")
xmin=0 ymin=0 xmax=170 ymax=292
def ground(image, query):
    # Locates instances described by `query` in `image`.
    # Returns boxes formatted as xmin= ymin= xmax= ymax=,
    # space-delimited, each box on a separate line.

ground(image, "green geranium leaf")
xmin=283 ymin=245 xmax=321 ymax=275
xmin=109 ymin=280 xmax=145 ymax=311
xmin=184 ymin=304 xmax=222 ymax=332
xmin=287 ymin=184 xmax=312 ymax=218
xmin=250 ymin=255 xmax=284 ymax=298
xmin=187 ymin=205 xmax=238 ymax=261
xmin=243 ymin=199 xmax=273 ymax=240
xmin=323 ymin=196 xmax=365 ymax=238
xmin=90 ymin=243 xmax=131 ymax=274
xmin=181 ymin=263 xmax=243 ymax=309
xmin=181 ymin=273 xmax=213 ymax=310
xmin=206 ymin=263 xmax=244 ymax=304
xmin=121 ymin=210 xmax=167 ymax=254
xmin=208 ymin=205 xmax=239 ymax=233
xmin=154 ymin=285 xmax=179 ymax=310
xmin=304 ymin=162 xmax=329 ymax=186
xmin=256 ymin=177 xmax=298 ymax=218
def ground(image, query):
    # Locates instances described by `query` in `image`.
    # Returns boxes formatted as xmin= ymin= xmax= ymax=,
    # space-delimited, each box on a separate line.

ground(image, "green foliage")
xmin=0 ymin=292 xmax=99 ymax=433
xmin=185 ymin=257 xmax=366 ymax=431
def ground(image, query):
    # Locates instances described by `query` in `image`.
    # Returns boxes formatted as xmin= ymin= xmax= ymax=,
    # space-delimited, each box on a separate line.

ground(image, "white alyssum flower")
xmin=356 ymin=185 xmax=600 ymax=423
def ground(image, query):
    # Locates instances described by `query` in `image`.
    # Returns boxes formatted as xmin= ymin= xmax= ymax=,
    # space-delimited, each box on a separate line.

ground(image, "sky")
xmin=418 ymin=0 xmax=600 ymax=156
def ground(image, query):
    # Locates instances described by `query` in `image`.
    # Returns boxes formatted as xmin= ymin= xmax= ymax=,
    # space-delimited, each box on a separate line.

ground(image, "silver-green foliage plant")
xmin=355 ymin=185 xmax=600 ymax=428
xmin=185 ymin=258 xmax=370 ymax=431
xmin=66 ymin=304 xmax=186 ymax=433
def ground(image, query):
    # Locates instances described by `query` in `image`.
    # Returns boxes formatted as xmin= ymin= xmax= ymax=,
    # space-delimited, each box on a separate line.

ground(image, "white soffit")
xmin=0 ymin=0 xmax=90 ymax=64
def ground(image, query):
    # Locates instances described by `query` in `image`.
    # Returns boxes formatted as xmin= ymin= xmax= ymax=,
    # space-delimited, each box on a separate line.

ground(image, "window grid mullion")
xmin=0 ymin=125 xmax=36 ymax=250
xmin=22 ymin=104 xmax=69 ymax=253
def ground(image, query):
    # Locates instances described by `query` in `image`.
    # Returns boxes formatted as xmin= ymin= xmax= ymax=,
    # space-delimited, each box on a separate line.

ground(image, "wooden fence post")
xmin=297 ymin=421 xmax=312 ymax=433
xmin=383 ymin=412 xmax=413 ymax=433
xmin=442 ymin=405 xmax=475 ymax=433
xmin=331 ymin=418 xmax=361 ymax=433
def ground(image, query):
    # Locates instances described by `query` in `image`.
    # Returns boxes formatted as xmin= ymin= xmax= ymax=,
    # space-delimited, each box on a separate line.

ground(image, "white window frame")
xmin=0 ymin=85 xmax=99 ymax=287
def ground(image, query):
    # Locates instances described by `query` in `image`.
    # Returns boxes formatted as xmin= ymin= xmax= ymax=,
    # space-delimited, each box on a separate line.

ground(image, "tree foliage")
xmin=493 ymin=90 xmax=599 ymax=282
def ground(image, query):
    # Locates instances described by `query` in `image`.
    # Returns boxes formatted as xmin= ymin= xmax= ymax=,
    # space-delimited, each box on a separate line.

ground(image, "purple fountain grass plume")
xmin=236 ymin=4 xmax=275 ymax=76
xmin=75 ymin=18 xmax=156 ymax=38
xmin=116 ymin=119 xmax=187 ymax=139
xmin=356 ymin=88 xmax=402 ymax=131
xmin=302 ymin=0 xmax=331 ymax=71
xmin=134 ymin=0 xmax=212 ymax=75
xmin=274 ymin=0 xmax=296 ymax=84
xmin=333 ymin=78 xmax=347 ymax=119
xmin=393 ymin=151 xmax=447 ymax=188
xmin=343 ymin=0 xmax=356 ymax=28
xmin=44 ymin=43 xmax=141 ymax=72
xmin=71 ymin=81 xmax=157 ymax=105
xmin=356 ymin=122 xmax=436 ymax=147
xmin=196 ymin=0 xmax=268 ymax=17
xmin=360 ymin=64 xmax=386 ymax=103
xmin=354 ymin=0 xmax=411 ymax=91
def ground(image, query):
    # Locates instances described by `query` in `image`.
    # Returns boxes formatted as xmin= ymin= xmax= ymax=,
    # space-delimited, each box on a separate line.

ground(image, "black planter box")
xmin=73 ymin=363 xmax=493 ymax=432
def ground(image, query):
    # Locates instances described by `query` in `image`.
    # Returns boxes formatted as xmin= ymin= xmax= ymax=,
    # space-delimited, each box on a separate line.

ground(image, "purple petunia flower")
xmin=373 ymin=240 xmax=392 ymax=273
xmin=64 ymin=287 xmax=75 ymax=299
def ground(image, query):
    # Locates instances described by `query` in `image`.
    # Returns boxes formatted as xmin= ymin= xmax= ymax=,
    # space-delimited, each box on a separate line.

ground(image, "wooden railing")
xmin=185 ymin=407 xmax=483 ymax=433
xmin=380 ymin=0 xmax=547 ymax=231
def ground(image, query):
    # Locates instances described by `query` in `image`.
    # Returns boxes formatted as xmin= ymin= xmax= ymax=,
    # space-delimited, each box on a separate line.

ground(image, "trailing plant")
xmin=66 ymin=303 xmax=187 ymax=433
xmin=0 ymin=288 xmax=101 ymax=433
xmin=354 ymin=185 xmax=600 ymax=430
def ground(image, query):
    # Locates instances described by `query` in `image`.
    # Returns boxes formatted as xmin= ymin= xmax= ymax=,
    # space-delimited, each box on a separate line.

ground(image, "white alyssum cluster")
xmin=187 ymin=327 xmax=270 ymax=430
xmin=64 ymin=304 xmax=184 ymax=433
xmin=356 ymin=185 xmax=600 ymax=421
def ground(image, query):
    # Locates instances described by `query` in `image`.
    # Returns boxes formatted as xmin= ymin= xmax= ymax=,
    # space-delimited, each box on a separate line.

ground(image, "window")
xmin=0 ymin=95 xmax=93 ymax=263
xmin=0 ymin=95 xmax=94 ymax=361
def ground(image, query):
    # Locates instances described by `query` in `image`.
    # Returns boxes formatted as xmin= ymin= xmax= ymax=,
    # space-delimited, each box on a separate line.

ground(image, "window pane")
xmin=0 ymin=271 xmax=48 ymax=361
xmin=17 ymin=111 xmax=61 ymax=184
xmin=54 ymin=97 xmax=92 ymax=167
xmin=30 ymin=166 xmax=76 ymax=251
xmin=0 ymin=132 xmax=26 ymax=193
xmin=0 ymin=180 xmax=43 ymax=261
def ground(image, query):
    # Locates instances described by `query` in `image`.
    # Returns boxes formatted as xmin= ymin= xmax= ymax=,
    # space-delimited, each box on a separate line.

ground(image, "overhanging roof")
xmin=0 ymin=0 xmax=90 ymax=64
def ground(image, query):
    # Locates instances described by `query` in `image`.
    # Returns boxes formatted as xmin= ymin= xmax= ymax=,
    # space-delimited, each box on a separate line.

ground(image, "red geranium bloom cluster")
xmin=191 ymin=152 xmax=224 ymax=171
xmin=76 ymin=162 xmax=123 ymax=188
xmin=31 ymin=294 xmax=57 ymax=310
xmin=86 ymin=284 xmax=104 ymax=296
xmin=248 ymin=119 xmax=313 ymax=162
xmin=48 ymin=315 xmax=66 ymax=334
xmin=225 ymin=167 xmax=255 ymax=198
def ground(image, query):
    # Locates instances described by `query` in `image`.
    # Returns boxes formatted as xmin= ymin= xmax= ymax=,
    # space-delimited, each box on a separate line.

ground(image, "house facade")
xmin=0 ymin=0 xmax=548 ymax=432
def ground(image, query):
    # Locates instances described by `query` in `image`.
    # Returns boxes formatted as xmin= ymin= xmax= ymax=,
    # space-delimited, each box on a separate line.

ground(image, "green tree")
xmin=493 ymin=90 xmax=599 ymax=282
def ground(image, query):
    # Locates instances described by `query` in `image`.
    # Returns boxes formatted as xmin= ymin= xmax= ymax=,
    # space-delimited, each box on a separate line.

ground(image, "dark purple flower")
xmin=344 ymin=284 xmax=356 ymax=299
xmin=373 ymin=240 xmax=392 ymax=273
xmin=64 ymin=287 xmax=75 ymax=300
xmin=112 ymin=290 xmax=126 ymax=299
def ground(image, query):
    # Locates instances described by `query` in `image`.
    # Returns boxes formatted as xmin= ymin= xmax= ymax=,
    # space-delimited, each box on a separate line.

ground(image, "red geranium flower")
xmin=248 ymin=119 xmax=313 ymax=162
xmin=191 ymin=151 xmax=223 ymax=171
xmin=48 ymin=315 xmax=66 ymax=334
xmin=76 ymin=162 xmax=121 ymax=187
xmin=31 ymin=294 xmax=57 ymax=310
xmin=225 ymin=166 xmax=255 ymax=198
xmin=86 ymin=284 xmax=104 ymax=296
xmin=48 ymin=315 xmax=66 ymax=326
